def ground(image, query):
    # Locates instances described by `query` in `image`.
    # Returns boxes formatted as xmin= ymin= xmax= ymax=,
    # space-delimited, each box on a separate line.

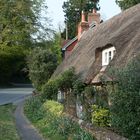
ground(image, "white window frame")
xmin=102 ymin=46 xmax=116 ymax=66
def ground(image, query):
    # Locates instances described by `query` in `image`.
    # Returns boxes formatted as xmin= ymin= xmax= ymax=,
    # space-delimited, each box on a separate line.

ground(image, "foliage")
xmin=91 ymin=105 xmax=110 ymax=127
xmin=62 ymin=0 xmax=100 ymax=39
xmin=24 ymin=99 xmax=95 ymax=140
xmin=27 ymin=47 xmax=58 ymax=91
xmin=0 ymin=0 xmax=51 ymax=48
xmin=110 ymin=57 xmax=140 ymax=139
xmin=24 ymin=96 xmax=44 ymax=122
xmin=84 ymin=86 xmax=96 ymax=99
xmin=54 ymin=117 xmax=78 ymax=138
xmin=40 ymin=68 xmax=77 ymax=103
xmin=41 ymin=79 xmax=58 ymax=101
xmin=57 ymin=68 xmax=77 ymax=91
xmin=54 ymin=116 xmax=95 ymax=140
xmin=42 ymin=100 xmax=64 ymax=117
xmin=51 ymin=33 xmax=62 ymax=63
xmin=82 ymin=86 xmax=96 ymax=121
xmin=94 ymin=87 xmax=109 ymax=108
xmin=72 ymin=127 xmax=95 ymax=140
xmin=0 ymin=0 xmax=52 ymax=85
xmin=73 ymin=79 xmax=86 ymax=95
xmin=0 ymin=104 xmax=20 ymax=140
xmin=116 ymin=0 xmax=140 ymax=10
xmin=0 ymin=47 xmax=27 ymax=84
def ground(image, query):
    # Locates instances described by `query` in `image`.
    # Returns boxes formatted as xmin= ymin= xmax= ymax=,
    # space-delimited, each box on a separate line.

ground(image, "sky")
xmin=46 ymin=0 xmax=121 ymax=29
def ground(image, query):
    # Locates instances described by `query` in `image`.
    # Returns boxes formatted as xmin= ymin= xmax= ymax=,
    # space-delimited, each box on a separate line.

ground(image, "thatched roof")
xmin=53 ymin=4 xmax=140 ymax=84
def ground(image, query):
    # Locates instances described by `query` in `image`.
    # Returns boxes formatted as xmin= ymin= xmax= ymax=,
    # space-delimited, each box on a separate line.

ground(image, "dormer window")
xmin=102 ymin=46 xmax=116 ymax=66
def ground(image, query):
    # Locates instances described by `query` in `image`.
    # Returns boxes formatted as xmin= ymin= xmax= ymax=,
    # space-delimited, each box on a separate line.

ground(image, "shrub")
xmin=42 ymin=100 xmax=64 ymax=117
xmin=51 ymin=116 xmax=95 ymax=140
xmin=73 ymin=79 xmax=86 ymax=95
xmin=25 ymin=98 xmax=95 ymax=140
xmin=91 ymin=105 xmax=110 ymax=127
xmin=41 ymin=79 xmax=58 ymax=101
xmin=24 ymin=96 xmax=44 ymax=122
xmin=54 ymin=117 xmax=77 ymax=138
xmin=56 ymin=68 xmax=77 ymax=91
xmin=82 ymin=86 xmax=96 ymax=121
xmin=27 ymin=48 xmax=58 ymax=91
xmin=72 ymin=127 xmax=95 ymax=140
xmin=110 ymin=57 xmax=140 ymax=139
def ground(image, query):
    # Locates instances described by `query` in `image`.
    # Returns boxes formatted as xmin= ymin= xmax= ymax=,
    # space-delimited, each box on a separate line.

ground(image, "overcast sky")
xmin=46 ymin=0 xmax=121 ymax=29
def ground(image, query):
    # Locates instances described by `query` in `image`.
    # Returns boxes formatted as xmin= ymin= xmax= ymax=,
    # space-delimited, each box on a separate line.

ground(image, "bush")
xmin=72 ymin=127 xmax=95 ymax=140
xmin=91 ymin=105 xmax=110 ymax=127
xmin=41 ymin=79 xmax=58 ymax=101
xmin=24 ymin=98 xmax=95 ymax=140
xmin=73 ymin=79 xmax=86 ymax=95
xmin=110 ymin=57 xmax=140 ymax=139
xmin=54 ymin=117 xmax=77 ymax=138
xmin=24 ymin=96 xmax=44 ymax=122
xmin=56 ymin=68 xmax=77 ymax=91
xmin=27 ymin=48 xmax=58 ymax=91
xmin=42 ymin=100 xmax=64 ymax=117
xmin=50 ymin=116 xmax=95 ymax=140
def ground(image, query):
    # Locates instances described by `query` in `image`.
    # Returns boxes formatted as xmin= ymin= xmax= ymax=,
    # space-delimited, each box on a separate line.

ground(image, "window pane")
xmin=105 ymin=52 xmax=107 ymax=63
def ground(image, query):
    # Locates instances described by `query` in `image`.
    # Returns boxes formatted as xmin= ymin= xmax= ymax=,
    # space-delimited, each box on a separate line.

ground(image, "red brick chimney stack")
xmin=78 ymin=11 xmax=89 ymax=41
xmin=88 ymin=8 xmax=101 ymax=25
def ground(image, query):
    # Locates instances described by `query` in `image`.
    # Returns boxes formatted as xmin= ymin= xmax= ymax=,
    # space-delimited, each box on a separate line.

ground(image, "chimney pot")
xmin=93 ymin=8 xmax=97 ymax=13
xmin=81 ymin=11 xmax=85 ymax=22
xmin=88 ymin=10 xmax=100 ymax=25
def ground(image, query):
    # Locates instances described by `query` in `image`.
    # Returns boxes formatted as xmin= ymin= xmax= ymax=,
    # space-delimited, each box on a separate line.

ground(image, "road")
xmin=0 ymin=87 xmax=33 ymax=105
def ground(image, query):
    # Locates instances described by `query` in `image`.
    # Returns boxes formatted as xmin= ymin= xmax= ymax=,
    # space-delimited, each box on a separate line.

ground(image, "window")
xmin=102 ymin=46 xmax=116 ymax=66
xmin=105 ymin=52 xmax=108 ymax=63
xmin=108 ymin=51 xmax=112 ymax=62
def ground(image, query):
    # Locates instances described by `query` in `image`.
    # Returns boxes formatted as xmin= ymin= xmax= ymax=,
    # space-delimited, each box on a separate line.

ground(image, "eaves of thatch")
xmin=53 ymin=4 xmax=140 ymax=84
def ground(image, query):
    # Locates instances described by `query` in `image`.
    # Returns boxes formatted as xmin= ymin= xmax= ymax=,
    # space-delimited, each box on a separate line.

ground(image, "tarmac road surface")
xmin=0 ymin=87 xmax=33 ymax=105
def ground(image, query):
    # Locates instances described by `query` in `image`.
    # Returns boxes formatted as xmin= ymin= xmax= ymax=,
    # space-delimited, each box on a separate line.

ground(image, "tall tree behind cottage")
xmin=62 ymin=0 xmax=100 ymax=39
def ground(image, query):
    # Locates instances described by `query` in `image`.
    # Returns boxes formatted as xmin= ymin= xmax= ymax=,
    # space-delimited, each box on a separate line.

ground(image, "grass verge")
xmin=0 ymin=104 xmax=20 ymax=140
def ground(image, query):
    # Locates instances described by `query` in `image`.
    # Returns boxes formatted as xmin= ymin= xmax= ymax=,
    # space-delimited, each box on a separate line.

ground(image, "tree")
xmin=0 ymin=0 xmax=51 ymax=48
xmin=62 ymin=0 xmax=100 ymax=39
xmin=27 ymin=47 xmax=58 ymax=91
xmin=0 ymin=0 xmax=52 ymax=84
xmin=110 ymin=57 xmax=140 ymax=139
xmin=0 ymin=46 xmax=26 ymax=84
xmin=116 ymin=0 xmax=140 ymax=10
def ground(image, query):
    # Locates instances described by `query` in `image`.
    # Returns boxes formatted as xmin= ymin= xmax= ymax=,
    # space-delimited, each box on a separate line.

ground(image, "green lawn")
xmin=0 ymin=104 xmax=20 ymax=140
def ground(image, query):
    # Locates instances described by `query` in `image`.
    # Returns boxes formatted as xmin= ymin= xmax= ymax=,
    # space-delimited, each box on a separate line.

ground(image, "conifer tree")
xmin=62 ymin=0 xmax=100 ymax=39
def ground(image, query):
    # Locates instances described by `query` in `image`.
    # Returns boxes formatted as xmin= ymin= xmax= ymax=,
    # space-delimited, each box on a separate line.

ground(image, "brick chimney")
xmin=88 ymin=8 xmax=101 ymax=25
xmin=78 ymin=11 xmax=89 ymax=41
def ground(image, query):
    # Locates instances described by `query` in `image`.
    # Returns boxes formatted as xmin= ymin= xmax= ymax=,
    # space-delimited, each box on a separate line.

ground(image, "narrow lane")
xmin=0 ymin=88 xmax=33 ymax=105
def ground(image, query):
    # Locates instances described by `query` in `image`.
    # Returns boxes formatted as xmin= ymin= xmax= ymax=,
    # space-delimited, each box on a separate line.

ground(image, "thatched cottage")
xmin=53 ymin=4 xmax=140 ymax=85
